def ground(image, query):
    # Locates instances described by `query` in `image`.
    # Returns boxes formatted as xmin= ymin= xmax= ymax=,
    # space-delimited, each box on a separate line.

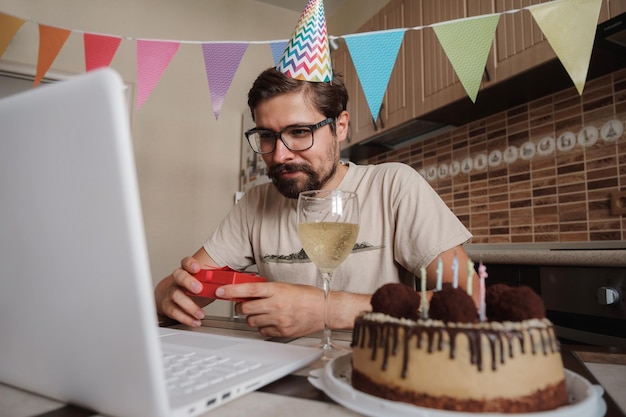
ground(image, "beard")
xmin=268 ymin=161 xmax=338 ymax=199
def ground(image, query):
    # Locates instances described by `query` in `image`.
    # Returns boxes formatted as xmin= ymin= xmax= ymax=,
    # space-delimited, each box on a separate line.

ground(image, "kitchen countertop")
xmin=567 ymin=346 xmax=626 ymax=416
xmin=464 ymin=242 xmax=626 ymax=267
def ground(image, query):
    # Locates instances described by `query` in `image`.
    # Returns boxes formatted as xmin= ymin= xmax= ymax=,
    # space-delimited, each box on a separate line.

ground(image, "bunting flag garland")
xmin=201 ymin=43 xmax=249 ymax=120
xmin=432 ymin=14 xmax=500 ymax=103
xmin=0 ymin=13 xmax=25 ymax=58
xmin=269 ymin=41 xmax=288 ymax=66
xmin=83 ymin=33 xmax=121 ymax=72
xmin=0 ymin=0 xmax=604 ymax=116
xmin=136 ymin=40 xmax=180 ymax=109
xmin=527 ymin=0 xmax=602 ymax=95
xmin=344 ymin=29 xmax=405 ymax=122
xmin=34 ymin=24 xmax=71 ymax=87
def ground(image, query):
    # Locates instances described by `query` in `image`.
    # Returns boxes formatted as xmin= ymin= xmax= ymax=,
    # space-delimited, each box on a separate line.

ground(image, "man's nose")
xmin=271 ymin=136 xmax=295 ymax=162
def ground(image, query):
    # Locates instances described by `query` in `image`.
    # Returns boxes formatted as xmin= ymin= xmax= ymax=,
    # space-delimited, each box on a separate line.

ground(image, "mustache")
xmin=268 ymin=163 xmax=315 ymax=179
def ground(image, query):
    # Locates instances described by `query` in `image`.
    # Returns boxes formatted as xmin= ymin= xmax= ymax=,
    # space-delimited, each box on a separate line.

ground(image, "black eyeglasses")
xmin=244 ymin=118 xmax=334 ymax=155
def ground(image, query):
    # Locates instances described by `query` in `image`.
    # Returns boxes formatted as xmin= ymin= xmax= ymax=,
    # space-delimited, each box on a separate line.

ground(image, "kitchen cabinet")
xmin=347 ymin=11 xmax=379 ymax=146
xmin=493 ymin=0 xmax=622 ymax=84
xmin=337 ymin=0 xmax=619 ymax=149
xmin=336 ymin=0 xmax=414 ymax=149
xmin=419 ymin=0 xmax=483 ymax=114
xmin=331 ymin=41 xmax=359 ymax=148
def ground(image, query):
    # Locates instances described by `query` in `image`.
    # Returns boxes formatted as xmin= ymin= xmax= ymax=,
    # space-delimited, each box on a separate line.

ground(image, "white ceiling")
xmin=253 ymin=0 xmax=348 ymax=17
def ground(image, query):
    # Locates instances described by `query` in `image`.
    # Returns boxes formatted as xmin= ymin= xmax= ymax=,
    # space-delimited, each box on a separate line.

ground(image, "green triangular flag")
xmin=432 ymin=14 xmax=500 ymax=102
xmin=528 ymin=0 xmax=602 ymax=95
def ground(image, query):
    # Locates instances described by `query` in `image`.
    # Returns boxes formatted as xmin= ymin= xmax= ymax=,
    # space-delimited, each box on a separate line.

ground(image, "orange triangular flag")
xmin=0 ymin=13 xmax=25 ymax=58
xmin=84 ymin=33 xmax=122 ymax=72
xmin=34 ymin=24 xmax=71 ymax=87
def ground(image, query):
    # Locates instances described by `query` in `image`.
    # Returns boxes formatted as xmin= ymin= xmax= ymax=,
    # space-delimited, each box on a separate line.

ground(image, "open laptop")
xmin=0 ymin=68 xmax=320 ymax=417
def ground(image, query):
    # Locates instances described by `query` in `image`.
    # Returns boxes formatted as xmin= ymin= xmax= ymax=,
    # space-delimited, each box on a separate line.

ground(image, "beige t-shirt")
xmin=204 ymin=162 xmax=471 ymax=294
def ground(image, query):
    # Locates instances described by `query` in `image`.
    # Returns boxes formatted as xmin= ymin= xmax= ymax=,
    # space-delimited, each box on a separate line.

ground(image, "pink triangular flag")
xmin=84 ymin=33 xmax=122 ymax=72
xmin=136 ymin=40 xmax=180 ymax=108
xmin=34 ymin=24 xmax=71 ymax=87
xmin=201 ymin=43 xmax=249 ymax=119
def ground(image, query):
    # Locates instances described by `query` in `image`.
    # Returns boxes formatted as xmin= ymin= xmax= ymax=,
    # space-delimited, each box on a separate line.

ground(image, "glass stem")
xmin=321 ymin=271 xmax=332 ymax=351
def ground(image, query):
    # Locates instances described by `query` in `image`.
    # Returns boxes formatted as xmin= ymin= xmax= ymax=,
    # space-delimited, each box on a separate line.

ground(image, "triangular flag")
xmin=527 ymin=0 xmax=602 ymax=95
xmin=432 ymin=14 xmax=500 ymax=103
xmin=344 ymin=29 xmax=405 ymax=122
xmin=0 ymin=13 xmax=25 ymax=58
xmin=34 ymin=24 xmax=71 ymax=87
xmin=136 ymin=40 xmax=180 ymax=108
xmin=84 ymin=33 xmax=122 ymax=72
xmin=270 ymin=41 xmax=288 ymax=67
xmin=201 ymin=43 xmax=249 ymax=120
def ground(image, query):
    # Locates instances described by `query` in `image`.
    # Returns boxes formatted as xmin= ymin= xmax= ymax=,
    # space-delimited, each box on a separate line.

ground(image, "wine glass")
xmin=297 ymin=190 xmax=359 ymax=360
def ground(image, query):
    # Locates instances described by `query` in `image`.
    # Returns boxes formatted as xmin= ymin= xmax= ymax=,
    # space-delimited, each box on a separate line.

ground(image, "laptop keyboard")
xmin=163 ymin=350 xmax=262 ymax=397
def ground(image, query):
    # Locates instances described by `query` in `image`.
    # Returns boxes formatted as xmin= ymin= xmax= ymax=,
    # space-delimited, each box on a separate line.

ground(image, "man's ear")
xmin=336 ymin=110 xmax=350 ymax=143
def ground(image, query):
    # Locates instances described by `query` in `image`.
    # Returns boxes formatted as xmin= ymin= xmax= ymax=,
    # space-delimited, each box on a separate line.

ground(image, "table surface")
xmin=2 ymin=317 xmax=625 ymax=417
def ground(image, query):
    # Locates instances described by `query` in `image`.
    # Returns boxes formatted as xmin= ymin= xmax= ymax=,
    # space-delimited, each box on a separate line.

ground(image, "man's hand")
xmin=154 ymin=250 xmax=217 ymax=327
xmin=216 ymin=282 xmax=324 ymax=337
xmin=217 ymin=282 xmax=371 ymax=338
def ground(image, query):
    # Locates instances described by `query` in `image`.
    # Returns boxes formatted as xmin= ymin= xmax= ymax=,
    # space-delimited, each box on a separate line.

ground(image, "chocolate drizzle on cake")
xmin=352 ymin=316 xmax=560 ymax=375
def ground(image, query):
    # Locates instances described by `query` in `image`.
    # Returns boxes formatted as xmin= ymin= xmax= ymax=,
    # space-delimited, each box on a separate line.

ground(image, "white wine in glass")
xmin=297 ymin=190 xmax=359 ymax=360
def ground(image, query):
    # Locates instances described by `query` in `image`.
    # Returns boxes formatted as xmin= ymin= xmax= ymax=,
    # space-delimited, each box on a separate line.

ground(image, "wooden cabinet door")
xmin=380 ymin=0 xmax=414 ymax=130
xmin=420 ymin=0 xmax=474 ymax=114
xmin=492 ymin=0 xmax=553 ymax=84
xmin=351 ymin=14 xmax=380 ymax=145
xmin=332 ymin=44 xmax=361 ymax=150
xmin=341 ymin=0 xmax=415 ymax=147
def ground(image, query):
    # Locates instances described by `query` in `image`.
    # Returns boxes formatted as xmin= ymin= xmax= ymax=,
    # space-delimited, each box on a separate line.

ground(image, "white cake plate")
xmin=308 ymin=354 xmax=607 ymax=417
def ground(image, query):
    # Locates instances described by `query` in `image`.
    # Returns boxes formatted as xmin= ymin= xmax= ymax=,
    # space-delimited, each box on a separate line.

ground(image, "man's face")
xmin=253 ymin=91 xmax=347 ymax=199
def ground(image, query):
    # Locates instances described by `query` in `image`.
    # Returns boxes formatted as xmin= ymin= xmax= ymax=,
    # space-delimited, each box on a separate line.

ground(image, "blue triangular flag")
xmin=270 ymin=41 xmax=288 ymax=67
xmin=344 ymin=29 xmax=405 ymax=121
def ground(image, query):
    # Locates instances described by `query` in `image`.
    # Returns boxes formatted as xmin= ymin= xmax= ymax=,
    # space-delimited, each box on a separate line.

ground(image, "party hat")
xmin=276 ymin=0 xmax=332 ymax=82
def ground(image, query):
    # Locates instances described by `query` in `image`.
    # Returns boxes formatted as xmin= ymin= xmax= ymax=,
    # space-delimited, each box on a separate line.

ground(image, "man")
xmin=154 ymin=67 xmax=479 ymax=338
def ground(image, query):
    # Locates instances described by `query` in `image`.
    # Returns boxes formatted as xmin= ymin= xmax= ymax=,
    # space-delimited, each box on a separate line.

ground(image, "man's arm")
xmin=425 ymin=245 xmax=480 ymax=306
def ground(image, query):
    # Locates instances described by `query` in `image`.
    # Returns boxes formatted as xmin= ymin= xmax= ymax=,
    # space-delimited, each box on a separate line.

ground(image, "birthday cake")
xmin=351 ymin=283 xmax=569 ymax=413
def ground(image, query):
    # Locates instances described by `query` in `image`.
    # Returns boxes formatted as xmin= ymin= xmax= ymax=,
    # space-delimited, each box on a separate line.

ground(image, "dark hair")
xmin=247 ymin=67 xmax=348 ymax=133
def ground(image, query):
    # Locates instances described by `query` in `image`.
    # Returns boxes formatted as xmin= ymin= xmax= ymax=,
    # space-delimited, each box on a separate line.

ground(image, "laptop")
xmin=0 ymin=68 xmax=320 ymax=417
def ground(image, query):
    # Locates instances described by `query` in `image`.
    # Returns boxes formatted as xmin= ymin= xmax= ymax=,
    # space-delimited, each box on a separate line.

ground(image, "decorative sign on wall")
xmin=239 ymin=111 xmax=270 ymax=194
xmin=420 ymin=119 xmax=625 ymax=181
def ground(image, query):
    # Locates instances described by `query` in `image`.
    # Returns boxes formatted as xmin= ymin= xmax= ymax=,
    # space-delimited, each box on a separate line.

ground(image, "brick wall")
xmin=366 ymin=69 xmax=626 ymax=244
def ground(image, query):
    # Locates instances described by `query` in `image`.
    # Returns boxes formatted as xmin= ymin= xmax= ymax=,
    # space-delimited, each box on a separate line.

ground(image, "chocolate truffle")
xmin=428 ymin=283 xmax=477 ymax=323
xmin=370 ymin=283 xmax=421 ymax=320
xmin=487 ymin=285 xmax=546 ymax=321
xmin=486 ymin=283 xmax=510 ymax=319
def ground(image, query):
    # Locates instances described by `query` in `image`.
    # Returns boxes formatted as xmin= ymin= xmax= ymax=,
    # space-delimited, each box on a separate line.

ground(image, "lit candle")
xmin=466 ymin=260 xmax=474 ymax=296
xmin=436 ymin=257 xmax=443 ymax=291
xmin=478 ymin=262 xmax=488 ymax=321
xmin=451 ymin=253 xmax=459 ymax=288
xmin=420 ymin=267 xmax=428 ymax=319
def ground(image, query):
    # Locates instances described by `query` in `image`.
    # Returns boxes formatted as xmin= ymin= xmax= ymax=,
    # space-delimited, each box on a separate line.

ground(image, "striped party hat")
xmin=276 ymin=0 xmax=332 ymax=82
